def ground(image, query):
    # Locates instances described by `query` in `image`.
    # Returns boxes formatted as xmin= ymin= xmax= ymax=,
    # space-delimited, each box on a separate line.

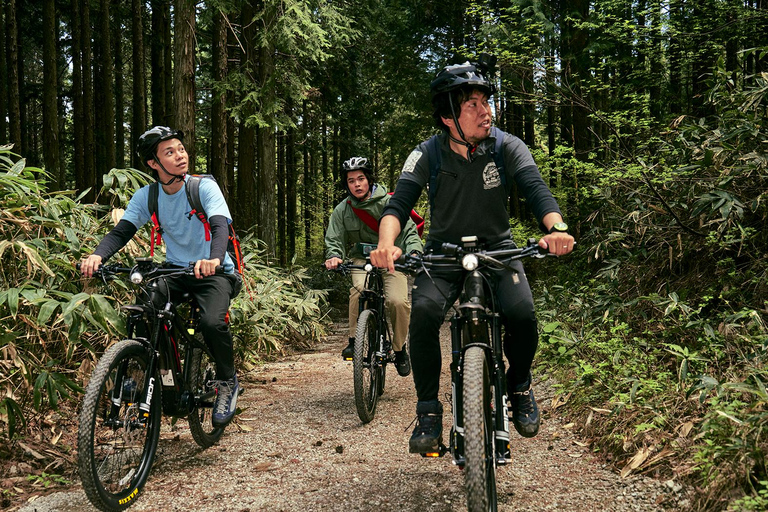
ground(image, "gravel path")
xmin=16 ymin=322 xmax=683 ymax=512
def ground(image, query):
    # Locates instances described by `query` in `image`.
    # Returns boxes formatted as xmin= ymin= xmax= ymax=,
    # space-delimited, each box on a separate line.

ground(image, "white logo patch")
xmin=402 ymin=150 xmax=423 ymax=174
xmin=483 ymin=162 xmax=501 ymax=189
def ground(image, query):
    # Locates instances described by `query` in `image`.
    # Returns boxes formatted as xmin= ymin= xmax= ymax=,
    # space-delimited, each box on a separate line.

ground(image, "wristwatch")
xmin=549 ymin=222 xmax=569 ymax=234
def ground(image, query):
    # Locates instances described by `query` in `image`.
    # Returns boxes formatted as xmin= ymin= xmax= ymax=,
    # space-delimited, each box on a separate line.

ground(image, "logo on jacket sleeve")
xmin=402 ymin=150 xmax=423 ymax=174
xmin=483 ymin=162 xmax=501 ymax=189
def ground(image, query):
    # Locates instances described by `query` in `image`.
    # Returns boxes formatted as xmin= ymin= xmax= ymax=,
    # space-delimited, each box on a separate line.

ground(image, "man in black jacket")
xmin=370 ymin=58 xmax=574 ymax=454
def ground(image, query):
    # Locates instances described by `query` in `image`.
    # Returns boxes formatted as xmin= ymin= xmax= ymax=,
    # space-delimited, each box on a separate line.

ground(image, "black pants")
xmin=164 ymin=273 xmax=240 ymax=380
xmin=409 ymin=257 xmax=538 ymax=403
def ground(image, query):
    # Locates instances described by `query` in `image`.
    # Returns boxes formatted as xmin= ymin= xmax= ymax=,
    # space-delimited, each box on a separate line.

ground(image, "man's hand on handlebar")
xmin=195 ymin=258 xmax=221 ymax=279
xmin=80 ymin=254 xmax=103 ymax=278
xmin=370 ymin=244 xmax=402 ymax=274
xmin=539 ymin=232 xmax=575 ymax=257
xmin=324 ymin=257 xmax=344 ymax=270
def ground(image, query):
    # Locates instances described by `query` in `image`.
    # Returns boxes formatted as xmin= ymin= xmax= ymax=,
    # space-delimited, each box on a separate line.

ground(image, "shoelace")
xmin=413 ymin=413 xmax=441 ymax=435
xmin=213 ymin=379 xmax=235 ymax=414
xmin=510 ymin=388 xmax=536 ymax=415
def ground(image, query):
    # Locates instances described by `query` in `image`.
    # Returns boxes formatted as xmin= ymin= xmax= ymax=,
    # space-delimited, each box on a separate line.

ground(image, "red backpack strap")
xmin=346 ymin=199 xmax=380 ymax=233
xmin=148 ymin=183 xmax=163 ymax=256
xmin=386 ymin=191 xmax=425 ymax=237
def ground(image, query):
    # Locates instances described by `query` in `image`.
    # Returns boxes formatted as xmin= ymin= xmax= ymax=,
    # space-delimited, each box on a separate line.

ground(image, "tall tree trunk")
xmin=5 ymin=0 xmax=21 ymax=151
xmin=236 ymin=1 xmax=257 ymax=229
xmin=321 ymin=110 xmax=329 ymax=230
xmin=256 ymin=10 xmax=276 ymax=256
xmin=174 ymin=0 xmax=196 ymax=173
xmin=286 ymin=123 xmax=297 ymax=259
xmin=277 ymin=131 xmax=286 ymax=265
xmin=0 ymin=7 xmax=7 ymax=144
xmin=114 ymin=1 xmax=125 ymax=169
xmin=302 ymin=101 xmax=311 ymax=258
xmin=82 ymin=0 xmax=96 ymax=201
xmin=99 ymin=0 xmax=115 ymax=173
xmin=43 ymin=0 xmax=61 ymax=186
xmin=151 ymin=0 xmax=171 ymax=126
xmin=131 ymin=0 xmax=147 ymax=168
xmin=71 ymin=0 xmax=85 ymax=189
xmin=210 ymin=8 xmax=228 ymax=193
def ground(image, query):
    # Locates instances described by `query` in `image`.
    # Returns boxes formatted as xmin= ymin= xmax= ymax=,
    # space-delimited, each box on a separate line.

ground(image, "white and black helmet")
xmin=340 ymin=156 xmax=374 ymax=189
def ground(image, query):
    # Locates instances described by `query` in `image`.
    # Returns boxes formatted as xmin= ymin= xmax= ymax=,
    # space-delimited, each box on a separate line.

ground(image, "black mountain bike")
xmin=77 ymin=259 xmax=229 ymax=511
xmin=399 ymin=237 xmax=550 ymax=512
xmin=329 ymin=255 xmax=397 ymax=424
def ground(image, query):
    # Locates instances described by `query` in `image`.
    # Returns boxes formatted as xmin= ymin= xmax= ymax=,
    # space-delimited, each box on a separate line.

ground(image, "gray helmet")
xmin=136 ymin=126 xmax=184 ymax=164
xmin=340 ymin=156 xmax=374 ymax=190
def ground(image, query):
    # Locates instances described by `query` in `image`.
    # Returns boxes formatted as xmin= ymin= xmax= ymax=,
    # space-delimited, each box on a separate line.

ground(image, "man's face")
xmin=148 ymin=138 xmax=188 ymax=176
xmin=444 ymin=90 xmax=492 ymax=145
xmin=346 ymin=170 xmax=371 ymax=200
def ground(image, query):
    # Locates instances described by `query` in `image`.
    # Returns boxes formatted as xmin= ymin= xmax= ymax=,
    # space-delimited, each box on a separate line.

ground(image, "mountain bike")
xmin=327 ymin=250 xmax=398 ymax=424
xmin=399 ymin=237 xmax=550 ymax=512
xmin=76 ymin=259 xmax=230 ymax=511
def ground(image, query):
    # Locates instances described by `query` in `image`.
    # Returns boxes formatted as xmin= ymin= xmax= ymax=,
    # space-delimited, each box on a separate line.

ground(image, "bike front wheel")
xmin=187 ymin=342 xmax=225 ymax=448
xmin=353 ymin=309 xmax=380 ymax=423
xmin=78 ymin=339 xmax=162 ymax=511
xmin=462 ymin=345 xmax=498 ymax=512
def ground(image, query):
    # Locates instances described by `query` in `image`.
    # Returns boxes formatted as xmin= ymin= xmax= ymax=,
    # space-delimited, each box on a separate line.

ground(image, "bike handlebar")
xmin=77 ymin=261 xmax=224 ymax=282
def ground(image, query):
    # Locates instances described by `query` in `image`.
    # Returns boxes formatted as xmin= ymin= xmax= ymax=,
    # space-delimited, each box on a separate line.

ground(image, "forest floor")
xmin=5 ymin=321 xmax=692 ymax=512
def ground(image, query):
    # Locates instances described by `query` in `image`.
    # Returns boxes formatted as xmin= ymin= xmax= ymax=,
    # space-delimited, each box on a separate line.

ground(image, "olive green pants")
xmin=348 ymin=258 xmax=410 ymax=352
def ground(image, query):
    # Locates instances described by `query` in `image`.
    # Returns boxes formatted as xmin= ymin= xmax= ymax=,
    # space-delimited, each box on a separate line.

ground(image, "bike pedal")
xmin=343 ymin=356 xmax=353 ymax=361
xmin=419 ymin=443 xmax=448 ymax=458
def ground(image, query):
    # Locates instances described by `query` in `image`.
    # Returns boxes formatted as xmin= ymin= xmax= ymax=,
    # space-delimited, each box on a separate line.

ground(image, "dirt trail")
xmin=15 ymin=323 xmax=683 ymax=512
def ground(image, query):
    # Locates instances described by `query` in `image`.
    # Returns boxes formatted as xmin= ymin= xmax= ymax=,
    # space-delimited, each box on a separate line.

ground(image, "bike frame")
xmin=357 ymin=266 xmax=392 ymax=364
xmin=99 ymin=263 xmax=218 ymax=421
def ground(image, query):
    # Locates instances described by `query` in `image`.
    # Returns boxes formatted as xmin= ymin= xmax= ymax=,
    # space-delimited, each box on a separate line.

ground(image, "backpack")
xmin=148 ymin=175 xmax=244 ymax=274
xmin=347 ymin=192 xmax=425 ymax=238
xmin=424 ymin=126 xmax=507 ymax=212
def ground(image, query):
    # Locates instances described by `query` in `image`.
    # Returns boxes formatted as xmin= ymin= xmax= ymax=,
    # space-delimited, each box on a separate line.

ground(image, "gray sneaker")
xmin=212 ymin=375 xmax=240 ymax=427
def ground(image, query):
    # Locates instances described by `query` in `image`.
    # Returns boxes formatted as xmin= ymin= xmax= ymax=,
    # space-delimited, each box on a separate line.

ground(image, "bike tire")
xmin=353 ymin=309 xmax=380 ymax=423
xmin=187 ymin=342 xmax=225 ymax=448
xmin=78 ymin=339 xmax=162 ymax=511
xmin=463 ymin=345 xmax=498 ymax=512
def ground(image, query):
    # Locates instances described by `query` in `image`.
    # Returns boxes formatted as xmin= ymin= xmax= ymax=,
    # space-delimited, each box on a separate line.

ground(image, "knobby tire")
xmin=78 ymin=339 xmax=161 ymax=511
xmin=353 ymin=309 xmax=380 ymax=423
xmin=187 ymin=341 xmax=225 ymax=448
xmin=463 ymin=345 xmax=498 ymax=512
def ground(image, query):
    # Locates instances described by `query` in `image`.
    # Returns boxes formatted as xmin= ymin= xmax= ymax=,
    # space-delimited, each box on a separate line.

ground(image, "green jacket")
xmin=325 ymin=183 xmax=423 ymax=260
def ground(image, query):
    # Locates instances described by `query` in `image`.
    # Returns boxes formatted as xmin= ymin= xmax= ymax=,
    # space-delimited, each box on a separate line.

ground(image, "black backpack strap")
xmin=425 ymin=135 xmax=442 ymax=213
xmin=490 ymin=127 xmax=507 ymax=189
xmin=185 ymin=175 xmax=214 ymax=241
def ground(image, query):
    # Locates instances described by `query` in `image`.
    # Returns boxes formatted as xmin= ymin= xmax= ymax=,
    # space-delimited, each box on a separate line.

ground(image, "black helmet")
xmin=430 ymin=57 xmax=497 ymax=99
xmin=136 ymin=126 xmax=184 ymax=164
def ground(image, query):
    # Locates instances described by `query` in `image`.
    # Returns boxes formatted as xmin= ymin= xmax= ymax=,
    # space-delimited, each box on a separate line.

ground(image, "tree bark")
xmin=236 ymin=1 xmax=257 ymax=228
xmin=114 ymin=0 xmax=125 ymax=169
xmin=210 ymin=8 xmax=228 ymax=193
xmin=256 ymin=6 xmax=276 ymax=257
xmin=151 ymin=0 xmax=171 ymax=126
xmin=131 ymin=0 xmax=147 ymax=168
xmin=98 ymin=0 xmax=115 ymax=173
xmin=0 ymin=7 xmax=7 ymax=144
xmin=70 ymin=0 xmax=85 ymax=189
xmin=174 ymin=0 xmax=196 ymax=173
xmin=5 ymin=0 xmax=21 ymax=151
xmin=82 ymin=0 xmax=96 ymax=201
xmin=43 ymin=0 xmax=61 ymax=186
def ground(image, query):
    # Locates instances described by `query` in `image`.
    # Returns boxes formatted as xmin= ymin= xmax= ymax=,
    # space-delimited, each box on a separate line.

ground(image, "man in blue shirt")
xmin=80 ymin=126 xmax=241 ymax=427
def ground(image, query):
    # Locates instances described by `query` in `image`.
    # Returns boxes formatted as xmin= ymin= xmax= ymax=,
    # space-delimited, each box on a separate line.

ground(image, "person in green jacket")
xmin=324 ymin=156 xmax=423 ymax=377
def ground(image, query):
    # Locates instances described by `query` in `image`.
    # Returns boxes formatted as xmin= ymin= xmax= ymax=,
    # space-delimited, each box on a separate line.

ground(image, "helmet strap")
xmin=154 ymin=158 xmax=187 ymax=186
xmin=448 ymin=94 xmax=477 ymax=159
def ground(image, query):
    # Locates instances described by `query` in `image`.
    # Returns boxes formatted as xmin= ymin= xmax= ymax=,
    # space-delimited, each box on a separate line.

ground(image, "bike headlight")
xmin=462 ymin=254 xmax=479 ymax=271
xmin=364 ymin=263 xmax=373 ymax=272
xmin=130 ymin=271 xmax=143 ymax=284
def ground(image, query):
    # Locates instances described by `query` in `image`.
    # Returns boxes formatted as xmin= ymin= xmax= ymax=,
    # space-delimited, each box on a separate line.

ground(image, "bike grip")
xmin=76 ymin=263 xmax=81 ymax=270
xmin=441 ymin=242 xmax=459 ymax=255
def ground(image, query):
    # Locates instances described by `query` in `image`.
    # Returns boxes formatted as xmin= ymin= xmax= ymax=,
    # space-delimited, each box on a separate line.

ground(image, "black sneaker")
xmin=409 ymin=400 xmax=443 ymax=453
xmin=341 ymin=338 xmax=355 ymax=360
xmin=394 ymin=348 xmax=411 ymax=377
xmin=509 ymin=378 xmax=540 ymax=438
xmin=212 ymin=375 xmax=240 ymax=427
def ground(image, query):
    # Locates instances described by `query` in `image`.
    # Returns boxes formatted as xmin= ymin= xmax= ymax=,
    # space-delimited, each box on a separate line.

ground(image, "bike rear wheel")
xmin=353 ymin=309 xmax=380 ymax=423
xmin=463 ymin=345 xmax=498 ymax=512
xmin=187 ymin=342 xmax=225 ymax=448
xmin=78 ymin=339 xmax=161 ymax=511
